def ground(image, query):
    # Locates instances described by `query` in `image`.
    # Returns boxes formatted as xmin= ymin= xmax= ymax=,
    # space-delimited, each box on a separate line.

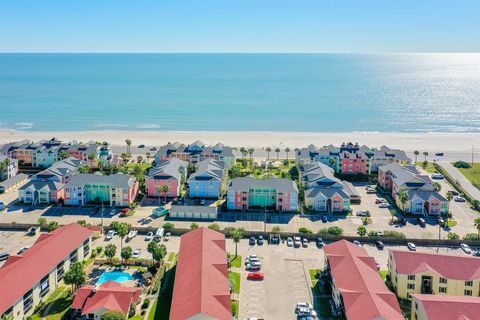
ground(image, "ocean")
xmin=0 ymin=53 xmax=479 ymax=132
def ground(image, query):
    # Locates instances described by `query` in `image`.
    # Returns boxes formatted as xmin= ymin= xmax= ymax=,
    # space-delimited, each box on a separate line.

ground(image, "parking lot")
xmin=0 ymin=231 xmax=41 ymax=267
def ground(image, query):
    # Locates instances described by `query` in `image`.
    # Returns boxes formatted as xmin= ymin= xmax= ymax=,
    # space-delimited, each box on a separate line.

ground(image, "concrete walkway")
xmin=439 ymin=162 xmax=480 ymax=201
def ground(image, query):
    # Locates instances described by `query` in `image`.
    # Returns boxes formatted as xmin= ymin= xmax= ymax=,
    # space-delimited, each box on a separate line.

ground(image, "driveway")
xmin=439 ymin=162 xmax=480 ymax=201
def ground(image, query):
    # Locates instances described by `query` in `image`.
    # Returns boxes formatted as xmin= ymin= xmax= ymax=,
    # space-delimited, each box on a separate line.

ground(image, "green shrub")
xmin=453 ymin=161 xmax=471 ymax=169
xmin=318 ymin=226 xmax=343 ymax=236
xmin=382 ymin=230 xmax=406 ymax=239
xmin=141 ymin=298 xmax=150 ymax=309
xmin=298 ymin=227 xmax=313 ymax=234
xmin=447 ymin=232 xmax=460 ymax=240
xmin=463 ymin=233 xmax=480 ymax=241
xmin=368 ymin=231 xmax=379 ymax=237
xmin=162 ymin=222 xmax=174 ymax=230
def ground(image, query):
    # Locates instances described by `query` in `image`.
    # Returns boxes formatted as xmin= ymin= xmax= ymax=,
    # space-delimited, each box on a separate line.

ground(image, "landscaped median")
xmin=308 ymin=269 xmax=332 ymax=318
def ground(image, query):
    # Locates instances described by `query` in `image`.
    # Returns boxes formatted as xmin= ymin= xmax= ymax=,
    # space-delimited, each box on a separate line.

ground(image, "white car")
xmin=164 ymin=232 xmax=171 ymax=241
xmin=18 ymin=246 xmax=30 ymax=254
xmin=297 ymin=307 xmax=317 ymax=317
xmin=407 ymin=242 xmax=416 ymax=251
xmin=294 ymin=236 xmax=302 ymax=247
xmin=109 ymin=209 xmax=116 ymax=216
xmin=145 ymin=232 xmax=154 ymax=241
xmin=132 ymin=249 xmax=141 ymax=258
xmin=460 ymin=243 xmax=472 ymax=254
xmin=287 ymin=237 xmax=293 ymax=247
xmin=454 ymin=196 xmax=466 ymax=202
xmin=431 ymin=173 xmax=444 ymax=179
xmin=296 ymin=302 xmax=313 ymax=310
xmin=245 ymin=256 xmax=260 ymax=265
xmin=106 ymin=230 xmax=116 ymax=240
xmin=356 ymin=210 xmax=368 ymax=217
xmin=379 ymin=203 xmax=390 ymax=208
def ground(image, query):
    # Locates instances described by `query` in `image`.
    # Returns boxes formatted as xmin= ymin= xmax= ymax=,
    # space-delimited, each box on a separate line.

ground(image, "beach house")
xmin=324 ymin=240 xmax=403 ymax=320
xmin=370 ymin=146 xmax=412 ymax=172
xmin=296 ymin=144 xmax=340 ymax=172
xmin=7 ymin=140 xmax=40 ymax=166
xmin=301 ymin=162 xmax=360 ymax=213
xmin=188 ymin=159 xmax=226 ymax=199
xmin=388 ymin=250 xmax=480 ymax=299
xmin=378 ymin=163 xmax=448 ymax=215
xmin=0 ymin=155 xmax=18 ymax=182
xmin=146 ymin=158 xmax=187 ymax=198
xmin=154 ymin=141 xmax=235 ymax=167
xmin=64 ymin=173 xmax=139 ymax=207
xmin=170 ymin=228 xmax=231 ymax=320
xmin=0 ymin=224 xmax=93 ymax=320
xmin=227 ymin=176 xmax=299 ymax=212
xmin=338 ymin=143 xmax=372 ymax=175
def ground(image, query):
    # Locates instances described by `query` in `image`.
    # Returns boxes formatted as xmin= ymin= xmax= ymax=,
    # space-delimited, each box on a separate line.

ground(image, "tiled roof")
xmin=324 ymin=240 xmax=403 ymax=320
xmin=411 ymin=294 xmax=480 ymax=320
xmin=0 ymin=224 xmax=93 ymax=315
xmin=72 ymin=281 xmax=142 ymax=316
xmin=391 ymin=250 xmax=480 ymax=280
xmin=170 ymin=228 xmax=231 ymax=320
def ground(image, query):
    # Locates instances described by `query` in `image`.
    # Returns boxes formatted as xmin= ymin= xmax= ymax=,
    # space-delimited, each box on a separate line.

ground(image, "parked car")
xmin=138 ymin=144 xmax=145 ymax=148
xmin=302 ymin=238 xmax=309 ymax=247
xmin=247 ymin=272 xmax=264 ymax=280
xmin=18 ymin=246 xmax=30 ymax=254
xmin=407 ymin=242 xmax=416 ymax=251
xmin=164 ymin=232 xmax=171 ymax=241
xmin=0 ymin=201 xmax=5 ymax=211
xmin=356 ymin=210 xmax=369 ymax=217
xmin=353 ymin=240 xmax=362 ymax=246
xmin=145 ymin=232 xmax=154 ymax=241
xmin=297 ymin=307 xmax=317 ymax=317
xmin=377 ymin=231 xmax=384 ymax=237
xmin=127 ymin=229 xmax=138 ymax=241
xmin=435 ymin=152 xmax=444 ymax=156
xmin=448 ymin=190 xmax=459 ymax=196
xmin=316 ymin=237 xmax=325 ymax=248
xmin=287 ymin=237 xmax=294 ymax=247
xmin=27 ymin=226 xmax=39 ymax=236
xmin=106 ymin=230 xmax=116 ymax=240
xmin=200 ymin=199 xmax=206 ymax=205
xmin=249 ymin=236 xmax=256 ymax=246
xmin=132 ymin=249 xmax=141 ymax=258
xmin=473 ymin=249 xmax=480 ymax=257
xmin=417 ymin=217 xmax=426 ymax=227
xmin=246 ymin=263 xmax=261 ymax=271
xmin=454 ymin=196 xmax=466 ymax=202
xmin=245 ymin=255 xmax=260 ymax=265
xmin=0 ymin=253 xmax=9 ymax=262
xmin=375 ymin=198 xmax=386 ymax=204
xmin=257 ymin=235 xmax=264 ymax=245
xmin=321 ymin=215 xmax=328 ymax=223
xmin=375 ymin=240 xmax=384 ymax=250
xmin=120 ymin=208 xmax=129 ymax=217
xmin=150 ymin=147 xmax=157 ymax=151
xmin=431 ymin=173 xmax=444 ymax=180
xmin=460 ymin=243 xmax=472 ymax=254
xmin=294 ymin=236 xmax=302 ymax=248
xmin=109 ymin=209 xmax=116 ymax=216
xmin=269 ymin=234 xmax=280 ymax=245
xmin=296 ymin=302 xmax=314 ymax=311
xmin=378 ymin=203 xmax=390 ymax=208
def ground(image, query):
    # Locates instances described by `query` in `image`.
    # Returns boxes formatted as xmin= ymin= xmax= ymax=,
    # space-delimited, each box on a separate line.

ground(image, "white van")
xmin=154 ymin=228 xmax=165 ymax=241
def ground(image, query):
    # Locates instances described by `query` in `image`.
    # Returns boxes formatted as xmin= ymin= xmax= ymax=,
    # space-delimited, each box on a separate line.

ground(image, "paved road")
xmin=439 ymin=162 xmax=480 ymax=201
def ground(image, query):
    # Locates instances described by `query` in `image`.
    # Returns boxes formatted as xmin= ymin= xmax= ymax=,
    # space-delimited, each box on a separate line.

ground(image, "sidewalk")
xmin=439 ymin=162 xmax=480 ymax=201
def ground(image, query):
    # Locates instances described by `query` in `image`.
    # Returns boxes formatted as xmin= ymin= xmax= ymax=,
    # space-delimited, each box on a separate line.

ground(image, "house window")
xmin=57 ymin=261 xmax=65 ymax=281
xmin=70 ymin=249 xmax=78 ymax=263
xmin=439 ymin=277 xmax=447 ymax=284
xmin=465 ymin=281 xmax=473 ymax=286
xmin=83 ymin=239 xmax=90 ymax=256
xmin=408 ymin=275 xmax=416 ymax=281
xmin=407 ymin=283 xmax=415 ymax=290
xmin=439 ymin=287 xmax=447 ymax=293
xmin=40 ymin=275 xmax=50 ymax=297
xmin=23 ymin=289 xmax=34 ymax=313
xmin=465 ymin=289 xmax=472 ymax=296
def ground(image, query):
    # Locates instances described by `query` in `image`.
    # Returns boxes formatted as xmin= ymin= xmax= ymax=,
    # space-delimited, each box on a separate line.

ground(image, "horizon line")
xmin=0 ymin=51 xmax=479 ymax=55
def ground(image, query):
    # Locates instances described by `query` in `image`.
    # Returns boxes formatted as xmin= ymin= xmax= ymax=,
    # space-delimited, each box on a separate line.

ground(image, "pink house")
xmin=146 ymin=158 xmax=187 ymax=198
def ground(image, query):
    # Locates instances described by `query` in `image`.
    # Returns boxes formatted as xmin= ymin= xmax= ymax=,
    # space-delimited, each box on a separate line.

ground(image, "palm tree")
xmin=329 ymin=158 xmax=336 ymax=169
xmin=474 ymin=218 xmax=480 ymax=239
xmin=125 ymin=139 xmax=132 ymax=155
xmin=248 ymin=148 xmax=254 ymax=169
xmin=266 ymin=147 xmax=272 ymax=160
xmin=285 ymin=147 xmax=290 ymax=160
xmin=159 ymin=184 xmax=170 ymax=205
xmin=146 ymin=152 xmax=151 ymax=163
xmin=275 ymin=148 xmax=280 ymax=160
xmin=231 ymin=228 xmax=245 ymax=258
xmin=105 ymin=244 xmax=117 ymax=264
xmin=414 ymin=150 xmax=419 ymax=163
xmin=423 ymin=151 xmax=429 ymax=162
xmin=112 ymin=222 xmax=130 ymax=259
xmin=398 ymin=191 xmax=409 ymax=213
xmin=433 ymin=182 xmax=441 ymax=192
xmin=239 ymin=147 xmax=246 ymax=160
xmin=59 ymin=150 xmax=70 ymax=159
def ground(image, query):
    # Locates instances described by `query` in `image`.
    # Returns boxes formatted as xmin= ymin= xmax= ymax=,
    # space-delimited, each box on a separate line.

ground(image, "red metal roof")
xmin=170 ymin=227 xmax=231 ymax=320
xmin=72 ymin=281 xmax=141 ymax=316
xmin=0 ymin=223 xmax=93 ymax=315
xmin=391 ymin=250 xmax=480 ymax=280
xmin=411 ymin=294 xmax=480 ymax=320
xmin=324 ymin=240 xmax=403 ymax=320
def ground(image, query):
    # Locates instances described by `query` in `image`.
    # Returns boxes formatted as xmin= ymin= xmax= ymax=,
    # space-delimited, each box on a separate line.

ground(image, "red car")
xmin=120 ymin=208 xmax=130 ymax=217
xmin=247 ymin=272 xmax=264 ymax=280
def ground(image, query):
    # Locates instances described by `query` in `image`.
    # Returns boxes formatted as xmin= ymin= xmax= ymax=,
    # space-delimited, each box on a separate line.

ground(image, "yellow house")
xmin=388 ymin=250 xmax=480 ymax=299
xmin=410 ymin=294 xmax=480 ymax=320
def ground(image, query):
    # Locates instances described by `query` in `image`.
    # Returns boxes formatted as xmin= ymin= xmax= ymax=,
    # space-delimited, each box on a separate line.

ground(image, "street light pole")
xmin=101 ymin=201 xmax=104 ymax=228
xmin=437 ymin=217 xmax=442 ymax=253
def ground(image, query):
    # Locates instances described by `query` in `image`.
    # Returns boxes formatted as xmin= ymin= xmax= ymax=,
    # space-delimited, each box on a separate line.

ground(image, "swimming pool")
xmin=96 ymin=271 xmax=134 ymax=285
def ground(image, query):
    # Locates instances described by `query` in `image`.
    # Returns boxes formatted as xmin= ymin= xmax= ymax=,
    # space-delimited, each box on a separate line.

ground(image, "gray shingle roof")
xmin=189 ymin=159 xmax=225 ymax=182
xmin=19 ymin=179 xmax=64 ymax=192
xmin=34 ymin=157 xmax=83 ymax=181
xmin=408 ymin=189 xmax=447 ymax=202
xmin=147 ymin=158 xmax=187 ymax=180
xmin=228 ymin=176 xmax=298 ymax=193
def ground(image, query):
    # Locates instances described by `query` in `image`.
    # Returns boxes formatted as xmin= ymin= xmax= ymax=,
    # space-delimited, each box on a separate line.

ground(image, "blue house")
xmin=188 ymin=159 xmax=226 ymax=199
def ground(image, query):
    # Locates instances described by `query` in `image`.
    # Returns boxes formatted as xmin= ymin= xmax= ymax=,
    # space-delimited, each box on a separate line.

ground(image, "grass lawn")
xmin=147 ymin=299 xmax=158 ymax=320
xmin=167 ymin=252 xmax=175 ymax=262
xmin=316 ymin=297 xmax=332 ymax=318
xmin=229 ymin=271 xmax=241 ymax=294
xmin=456 ymin=163 xmax=480 ymax=188
xmin=45 ymin=288 xmax=74 ymax=320
xmin=231 ymin=300 xmax=239 ymax=317
xmin=309 ymin=269 xmax=321 ymax=287
xmin=379 ymin=270 xmax=388 ymax=280
xmin=229 ymin=255 xmax=242 ymax=268
xmin=418 ymin=162 xmax=438 ymax=174
xmin=148 ymin=266 xmax=176 ymax=320
xmin=129 ymin=315 xmax=144 ymax=320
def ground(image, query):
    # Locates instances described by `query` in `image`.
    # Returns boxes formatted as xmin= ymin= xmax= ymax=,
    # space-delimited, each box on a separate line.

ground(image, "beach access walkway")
xmin=439 ymin=162 xmax=480 ymax=201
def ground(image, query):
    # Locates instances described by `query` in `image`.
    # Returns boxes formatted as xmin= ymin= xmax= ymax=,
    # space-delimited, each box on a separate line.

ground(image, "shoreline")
xmin=1 ymin=129 xmax=479 ymax=153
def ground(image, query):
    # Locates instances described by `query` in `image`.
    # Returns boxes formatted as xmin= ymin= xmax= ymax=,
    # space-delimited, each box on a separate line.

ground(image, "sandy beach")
xmin=0 ymin=129 xmax=479 ymax=154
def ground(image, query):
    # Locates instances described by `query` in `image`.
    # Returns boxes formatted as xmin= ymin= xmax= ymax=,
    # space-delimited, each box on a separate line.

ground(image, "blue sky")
xmin=0 ymin=0 xmax=479 ymax=52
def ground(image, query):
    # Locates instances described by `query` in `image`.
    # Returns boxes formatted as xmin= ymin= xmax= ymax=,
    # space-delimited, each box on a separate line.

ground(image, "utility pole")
xmin=472 ymin=145 xmax=475 ymax=167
